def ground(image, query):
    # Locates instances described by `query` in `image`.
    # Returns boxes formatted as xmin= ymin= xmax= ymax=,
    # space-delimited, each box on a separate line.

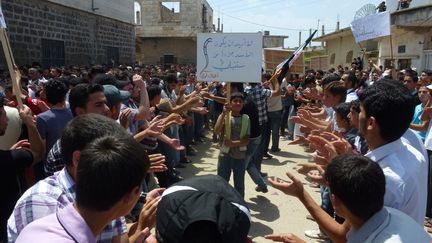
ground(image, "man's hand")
xmin=119 ymin=108 xmax=132 ymax=129
xmin=267 ymin=171 xmax=304 ymax=198
xmin=148 ymin=154 xmax=167 ymax=173
xmin=168 ymin=138 xmax=185 ymax=151
xmin=307 ymin=166 xmax=326 ymax=186
xmin=133 ymin=227 xmax=157 ymax=243
xmin=224 ymin=139 xmax=233 ymax=148
xmin=146 ymin=188 xmax=165 ymax=201
xmin=289 ymin=116 xmax=302 ymax=124
xmin=265 ymin=233 xmax=306 ymax=243
xmin=19 ymin=105 xmax=34 ymax=126
xmin=295 ymin=163 xmax=318 ymax=176
xmin=10 ymin=139 xmax=30 ymax=150
xmin=137 ymin=196 xmax=160 ymax=230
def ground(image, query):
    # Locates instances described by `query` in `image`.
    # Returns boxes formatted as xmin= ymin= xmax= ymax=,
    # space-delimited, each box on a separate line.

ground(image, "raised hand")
xmin=265 ymin=233 xmax=306 ymax=243
xmin=267 ymin=171 xmax=304 ymax=198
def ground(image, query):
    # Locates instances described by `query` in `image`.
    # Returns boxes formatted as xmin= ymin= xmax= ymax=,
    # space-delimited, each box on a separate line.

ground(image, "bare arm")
xmin=410 ymin=120 xmax=430 ymax=132
xmin=134 ymin=77 xmax=151 ymax=121
xmin=20 ymin=106 xmax=45 ymax=164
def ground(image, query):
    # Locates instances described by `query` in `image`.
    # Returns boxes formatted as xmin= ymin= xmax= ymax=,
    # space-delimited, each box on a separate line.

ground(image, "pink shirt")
xmin=16 ymin=204 xmax=96 ymax=243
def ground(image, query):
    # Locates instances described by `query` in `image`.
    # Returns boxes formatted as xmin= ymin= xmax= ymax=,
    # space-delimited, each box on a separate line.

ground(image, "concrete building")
xmin=313 ymin=27 xmax=378 ymax=69
xmin=314 ymin=0 xmax=432 ymax=70
xmin=135 ymin=0 xmax=213 ymax=66
xmin=262 ymin=31 xmax=288 ymax=48
xmin=379 ymin=0 xmax=432 ymax=70
xmin=1 ymin=0 xmax=136 ymax=67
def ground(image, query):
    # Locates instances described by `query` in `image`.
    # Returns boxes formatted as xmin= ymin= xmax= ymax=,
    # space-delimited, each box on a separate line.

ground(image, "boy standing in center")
xmin=214 ymin=92 xmax=250 ymax=197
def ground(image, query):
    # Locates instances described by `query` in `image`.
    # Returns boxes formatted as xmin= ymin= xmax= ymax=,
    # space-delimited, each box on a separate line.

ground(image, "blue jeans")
xmin=281 ymin=105 xmax=291 ymax=134
xmin=217 ymin=155 xmax=246 ymax=197
xmin=251 ymin=123 xmax=268 ymax=172
xmin=245 ymin=136 xmax=266 ymax=188
xmin=268 ymin=110 xmax=282 ymax=150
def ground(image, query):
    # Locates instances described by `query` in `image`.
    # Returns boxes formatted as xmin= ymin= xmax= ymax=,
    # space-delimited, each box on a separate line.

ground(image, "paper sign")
xmin=0 ymin=5 xmax=6 ymax=29
xmin=350 ymin=11 xmax=390 ymax=43
xmin=197 ymin=33 xmax=262 ymax=83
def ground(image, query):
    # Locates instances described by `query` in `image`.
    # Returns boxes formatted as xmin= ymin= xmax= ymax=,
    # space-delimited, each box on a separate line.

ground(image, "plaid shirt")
xmin=245 ymin=85 xmax=272 ymax=125
xmin=45 ymin=139 xmax=64 ymax=176
xmin=7 ymin=168 xmax=127 ymax=242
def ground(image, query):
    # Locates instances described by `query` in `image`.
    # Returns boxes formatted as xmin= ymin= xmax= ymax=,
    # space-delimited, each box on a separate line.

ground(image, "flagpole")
xmin=0 ymin=28 xmax=22 ymax=108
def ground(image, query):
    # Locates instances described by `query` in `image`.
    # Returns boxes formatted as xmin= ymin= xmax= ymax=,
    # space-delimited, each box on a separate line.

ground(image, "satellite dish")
xmin=354 ymin=4 xmax=377 ymax=20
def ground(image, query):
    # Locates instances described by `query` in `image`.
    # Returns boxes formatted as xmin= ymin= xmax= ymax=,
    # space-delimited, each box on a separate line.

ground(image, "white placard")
xmin=350 ymin=11 xmax=390 ymax=43
xmin=197 ymin=33 xmax=262 ymax=83
xmin=0 ymin=5 xmax=6 ymax=29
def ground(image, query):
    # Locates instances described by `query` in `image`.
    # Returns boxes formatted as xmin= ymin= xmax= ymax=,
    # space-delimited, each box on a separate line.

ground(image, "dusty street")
xmin=177 ymin=133 xmax=323 ymax=243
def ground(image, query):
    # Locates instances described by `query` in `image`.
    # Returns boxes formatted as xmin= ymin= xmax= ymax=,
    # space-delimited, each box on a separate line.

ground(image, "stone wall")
xmin=136 ymin=37 xmax=196 ymax=65
xmin=1 ymin=0 xmax=135 ymax=67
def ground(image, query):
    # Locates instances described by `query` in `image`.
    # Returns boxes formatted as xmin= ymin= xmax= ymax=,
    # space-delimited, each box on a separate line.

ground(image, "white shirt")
xmin=402 ymin=129 xmax=428 ymax=161
xmin=365 ymin=138 xmax=427 ymax=225
xmin=345 ymin=89 xmax=358 ymax=103
xmin=347 ymin=207 xmax=431 ymax=243
xmin=0 ymin=106 xmax=22 ymax=149
xmin=424 ymin=121 xmax=432 ymax=151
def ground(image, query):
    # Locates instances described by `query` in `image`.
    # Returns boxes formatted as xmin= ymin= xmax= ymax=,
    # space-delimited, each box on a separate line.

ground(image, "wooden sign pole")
xmin=0 ymin=28 xmax=23 ymax=108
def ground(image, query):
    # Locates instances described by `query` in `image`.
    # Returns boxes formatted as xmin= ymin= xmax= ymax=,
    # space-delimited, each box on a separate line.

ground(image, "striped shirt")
xmin=7 ymin=168 xmax=127 ymax=242
xmin=245 ymin=85 xmax=272 ymax=125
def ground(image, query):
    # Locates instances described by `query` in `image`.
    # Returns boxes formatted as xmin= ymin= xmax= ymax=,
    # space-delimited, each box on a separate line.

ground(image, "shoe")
xmin=186 ymin=146 xmax=197 ymax=156
xmin=270 ymin=148 xmax=281 ymax=153
xmin=180 ymin=158 xmax=192 ymax=164
xmin=175 ymin=163 xmax=186 ymax=168
xmin=263 ymin=153 xmax=273 ymax=160
xmin=255 ymin=185 xmax=268 ymax=193
xmin=260 ymin=172 xmax=268 ymax=177
xmin=304 ymin=229 xmax=329 ymax=240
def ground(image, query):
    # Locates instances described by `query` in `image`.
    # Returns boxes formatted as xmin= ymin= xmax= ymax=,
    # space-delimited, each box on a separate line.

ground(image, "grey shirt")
xmin=220 ymin=115 xmax=250 ymax=159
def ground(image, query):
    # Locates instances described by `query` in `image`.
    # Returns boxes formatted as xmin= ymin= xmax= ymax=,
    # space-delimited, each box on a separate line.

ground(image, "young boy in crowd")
xmin=214 ymin=92 xmax=250 ymax=197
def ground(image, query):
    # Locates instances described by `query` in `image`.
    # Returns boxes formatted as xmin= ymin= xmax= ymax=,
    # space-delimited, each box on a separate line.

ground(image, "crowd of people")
xmin=0 ymin=58 xmax=432 ymax=242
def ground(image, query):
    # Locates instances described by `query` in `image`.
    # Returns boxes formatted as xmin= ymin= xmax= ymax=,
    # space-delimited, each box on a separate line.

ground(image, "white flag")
xmin=350 ymin=11 xmax=390 ymax=43
xmin=0 ymin=5 xmax=6 ymax=28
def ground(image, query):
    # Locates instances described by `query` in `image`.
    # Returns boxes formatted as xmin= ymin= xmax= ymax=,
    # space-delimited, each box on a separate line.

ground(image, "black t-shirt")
xmin=241 ymin=95 xmax=261 ymax=139
xmin=0 ymin=149 xmax=33 ymax=242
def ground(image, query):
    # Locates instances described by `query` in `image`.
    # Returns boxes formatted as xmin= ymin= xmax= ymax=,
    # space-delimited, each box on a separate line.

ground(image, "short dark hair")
xmin=359 ymin=79 xmax=414 ymax=142
xmin=350 ymin=100 xmax=360 ymax=113
xmin=147 ymin=84 xmax=162 ymax=101
xmin=324 ymin=81 xmax=347 ymax=103
xmin=61 ymin=114 xmax=130 ymax=166
xmin=422 ymin=69 xmax=432 ymax=76
xmin=321 ymin=74 xmax=340 ymax=88
xmin=76 ymin=135 xmax=149 ymax=211
xmin=230 ymin=92 xmax=244 ymax=101
xmin=44 ymin=78 xmax=68 ymax=105
xmin=325 ymin=155 xmax=385 ymax=221
xmin=335 ymin=102 xmax=351 ymax=124
xmin=404 ymin=72 xmax=419 ymax=82
xmin=165 ymin=74 xmax=178 ymax=84
xmin=347 ymin=72 xmax=358 ymax=88
xmin=0 ymin=96 xmax=4 ymax=108
xmin=69 ymin=83 xmax=104 ymax=117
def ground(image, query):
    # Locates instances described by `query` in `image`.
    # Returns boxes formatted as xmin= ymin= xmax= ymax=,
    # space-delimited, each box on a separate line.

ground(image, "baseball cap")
xmin=103 ymin=85 xmax=130 ymax=108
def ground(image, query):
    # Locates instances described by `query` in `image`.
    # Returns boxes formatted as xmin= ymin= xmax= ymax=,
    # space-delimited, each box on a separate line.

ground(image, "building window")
xmin=398 ymin=59 xmax=411 ymax=70
xmin=134 ymin=2 xmax=141 ymax=25
xmin=160 ymin=2 xmax=180 ymax=22
xmin=398 ymin=45 xmax=406 ymax=53
xmin=41 ymin=39 xmax=65 ymax=67
xmin=346 ymin=50 xmax=353 ymax=64
xmin=330 ymin=53 xmax=336 ymax=65
xmin=107 ymin=47 xmax=119 ymax=67
xmin=161 ymin=2 xmax=180 ymax=13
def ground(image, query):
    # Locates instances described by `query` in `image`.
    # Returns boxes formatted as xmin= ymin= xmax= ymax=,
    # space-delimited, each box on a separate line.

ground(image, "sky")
xmin=205 ymin=0 xmax=383 ymax=48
